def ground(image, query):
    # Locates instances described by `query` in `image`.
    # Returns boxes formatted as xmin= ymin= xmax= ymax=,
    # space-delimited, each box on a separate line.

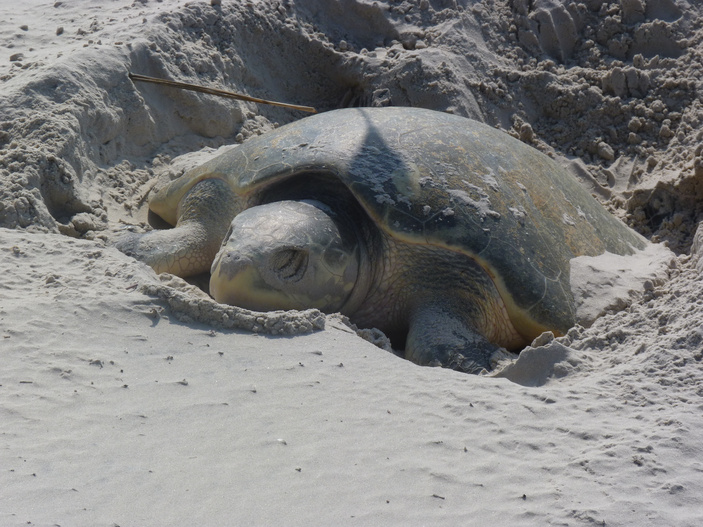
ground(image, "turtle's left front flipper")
xmin=405 ymin=301 xmax=500 ymax=375
xmin=115 ymin=178 xmax=240 ymax=277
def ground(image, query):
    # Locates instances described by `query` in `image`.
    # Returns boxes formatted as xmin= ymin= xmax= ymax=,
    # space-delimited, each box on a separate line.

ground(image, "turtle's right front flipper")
xmin=405 ymin=301 xmax=502 ymax=375
xmin=115 ymin=178 xmax=240 ymax=277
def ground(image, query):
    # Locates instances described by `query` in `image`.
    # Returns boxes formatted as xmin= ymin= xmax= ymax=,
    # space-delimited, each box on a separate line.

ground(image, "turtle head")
xmin=210 ymin=200 xmax=363 ymax=313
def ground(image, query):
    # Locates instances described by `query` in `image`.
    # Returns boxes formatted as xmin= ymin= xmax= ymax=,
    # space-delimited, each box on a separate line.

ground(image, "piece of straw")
xmin=128 ymin=73 xmax=317 ymax=113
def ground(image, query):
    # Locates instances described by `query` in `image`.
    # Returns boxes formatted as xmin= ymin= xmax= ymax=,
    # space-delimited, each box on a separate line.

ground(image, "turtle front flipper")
xmin=115 ymin=178 xmax=241 ymax=277
xmin=405 ymin=301 xmax=500 ymax=374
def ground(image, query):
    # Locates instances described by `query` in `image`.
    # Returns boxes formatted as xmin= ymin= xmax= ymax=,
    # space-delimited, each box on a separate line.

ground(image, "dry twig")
xmin=128 ymin=73 xmax=317 ymax=113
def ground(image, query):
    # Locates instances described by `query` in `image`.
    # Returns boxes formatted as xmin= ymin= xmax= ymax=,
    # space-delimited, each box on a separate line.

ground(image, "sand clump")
xmin=2 ymin=1 xmax=703 ymax=525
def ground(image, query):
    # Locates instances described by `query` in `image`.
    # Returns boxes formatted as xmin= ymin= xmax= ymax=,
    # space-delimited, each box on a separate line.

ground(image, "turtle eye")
xmin=271 ymin=248 xmax=308 ymax=282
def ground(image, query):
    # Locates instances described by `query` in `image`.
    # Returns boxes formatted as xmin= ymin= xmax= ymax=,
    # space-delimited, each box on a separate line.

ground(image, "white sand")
xmin=2 ymin=1 xmax=703 ymax=525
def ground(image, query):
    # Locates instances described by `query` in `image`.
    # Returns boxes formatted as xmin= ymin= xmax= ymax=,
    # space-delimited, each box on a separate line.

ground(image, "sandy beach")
xmin=2 ymin=1 xmax=703 ymax=525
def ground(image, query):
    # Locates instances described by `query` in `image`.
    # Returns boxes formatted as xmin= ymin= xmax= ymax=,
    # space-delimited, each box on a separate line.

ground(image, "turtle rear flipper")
xmin=116 ymin=178 xmax=240 ymax=276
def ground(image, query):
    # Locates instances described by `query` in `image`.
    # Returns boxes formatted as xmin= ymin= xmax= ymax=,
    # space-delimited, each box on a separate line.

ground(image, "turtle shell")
xmin=151 ymin=107 xmax=647 ymax=335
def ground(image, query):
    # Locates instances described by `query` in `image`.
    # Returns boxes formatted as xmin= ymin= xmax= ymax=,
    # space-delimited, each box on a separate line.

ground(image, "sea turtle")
xmin=117 ymin=107 xmax=648 ymax=373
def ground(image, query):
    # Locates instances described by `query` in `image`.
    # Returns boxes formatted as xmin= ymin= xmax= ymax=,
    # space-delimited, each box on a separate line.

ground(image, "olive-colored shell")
xmin=151 ymin=107 xmax=646 ymax=334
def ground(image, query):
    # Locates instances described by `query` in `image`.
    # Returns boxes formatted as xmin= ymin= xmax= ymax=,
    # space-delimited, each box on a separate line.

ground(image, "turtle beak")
xmin=210 ymin=248 xmax=307 ymax=311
